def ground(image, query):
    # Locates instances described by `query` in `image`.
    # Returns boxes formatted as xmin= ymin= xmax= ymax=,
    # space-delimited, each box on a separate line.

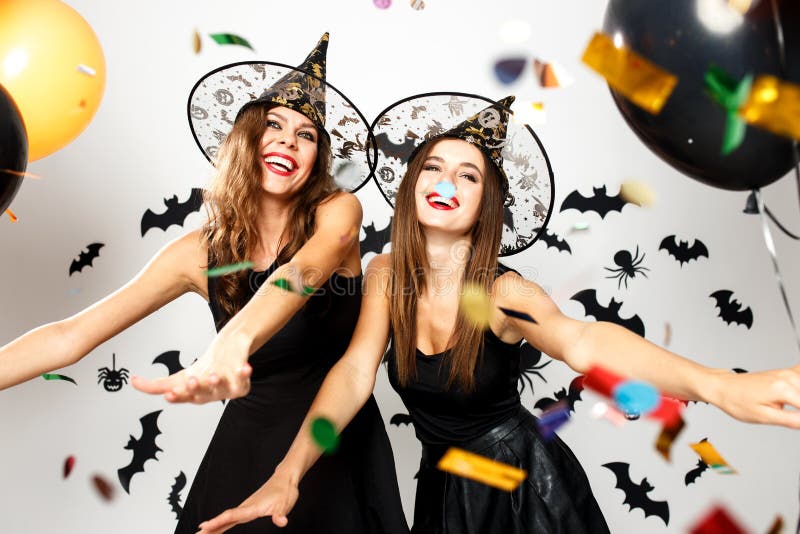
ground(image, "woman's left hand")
xmin=711 ymin=365 xmax=800 ymax=427
xmin=131 ymin=335 xmax=253 ymax=403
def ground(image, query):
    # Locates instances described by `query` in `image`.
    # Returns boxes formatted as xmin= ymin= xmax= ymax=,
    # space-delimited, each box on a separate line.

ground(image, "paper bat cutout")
xmin=141 ymin=188 xmax=203 ymax=236
xmin=603 ymin=461 xmax=669 ymax=525
xmin=536 ymin=228 xmax=571 ymax=254
xmin=360 ymin=218 xmax=392 ymax=256
xmin=571 ymin=289 xmax=645 ymax=337
xmin=118 ymin=410 xmax=163 ymax=493
xmin=69 ymin=243 xmax=104 ymax=276
xmin=709 ymin=290 xmax=753 ymax=329
xmin=373 ymin=132 xmax=417 ymax=161
xmin=534 ymin=376 xmax=584 ymax=413
xmin=685 ymin=459 xmax=709 ymax=486
xmin=658 ymin=235 xmax=709 ymax=267
xmin=389 ymin=413 xmax=413 ymax=427
xmin=168 ymin=471 xmax=186 ymax=519
xmin=152 ymin=350 xmax=185 ymax=376
xmin=560 ymin=185 xmax=634 ymax=218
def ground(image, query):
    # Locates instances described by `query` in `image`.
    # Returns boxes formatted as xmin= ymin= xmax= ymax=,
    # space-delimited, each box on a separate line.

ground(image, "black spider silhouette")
xmin=518 ymin=342 xmax=551 ymax=395
xmin=97 ymin=353 xmax=129 ymax=392
xmin=604 ymin=246 xmax=649 ymax=289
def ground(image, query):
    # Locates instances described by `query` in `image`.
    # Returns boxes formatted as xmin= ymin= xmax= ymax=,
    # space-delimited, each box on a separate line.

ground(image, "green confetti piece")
xmin=572 ymin=222 xmax=590 ymax=231
xmin=310 ymin=417 xmax=339 ymax=453
xmin=271 ymin=278 xmax=291 ymax=291
xmin=302 ymin=285 xmax=316 ymax=296
xmin=41 ymin=373 xmax=77 ymax=385
xmin=704 ymin=65 xmax=753 ymax=155
xmin=209 ymin=33 xmax=254 ymax=51
xmin=722 ymin=111 xmax=747 ymax=155
xmin=204 ymin=262 xmax=253 ymax=277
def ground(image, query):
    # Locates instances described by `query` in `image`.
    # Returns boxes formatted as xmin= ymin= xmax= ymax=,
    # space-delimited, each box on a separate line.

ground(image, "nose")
xmin=278 ymin=131 xmax=297 ymax=149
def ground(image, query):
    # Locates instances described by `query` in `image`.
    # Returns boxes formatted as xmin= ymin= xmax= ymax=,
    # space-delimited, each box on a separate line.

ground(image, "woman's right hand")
xmin=196 ymin=470 xmax=300 ymax=533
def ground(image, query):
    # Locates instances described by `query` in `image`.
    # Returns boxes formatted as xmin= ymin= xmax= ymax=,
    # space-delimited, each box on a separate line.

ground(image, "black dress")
xmin=386 ymin=266 xmax=609 ymax=534
xmin=176 ymin=262 xmax=409 ymax=534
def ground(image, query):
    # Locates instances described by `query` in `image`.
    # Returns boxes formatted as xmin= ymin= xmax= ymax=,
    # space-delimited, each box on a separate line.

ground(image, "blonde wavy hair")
xmin=201 ymin=104 xmax=336 ymax=323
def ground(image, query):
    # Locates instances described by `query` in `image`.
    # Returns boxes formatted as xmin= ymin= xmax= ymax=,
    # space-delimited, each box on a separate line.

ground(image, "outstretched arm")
xmin=131 ymin=192 xmax=364 ymax=403
xmin=195 ymin=254 xmax=393 ymax=533
xmin=0 ymin=231 xmax=205 ymax=391
xmin=493 ymin=272 xmax=800 ymax=428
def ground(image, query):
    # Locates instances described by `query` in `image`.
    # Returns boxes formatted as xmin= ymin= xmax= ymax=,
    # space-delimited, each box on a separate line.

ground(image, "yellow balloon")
xmin=0 ymin=0 xmax=106 ymax=161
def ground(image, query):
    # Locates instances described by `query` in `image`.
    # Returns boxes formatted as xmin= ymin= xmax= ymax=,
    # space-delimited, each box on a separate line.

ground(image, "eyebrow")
xmin=267 ymin=111 xmax=316 ymax=132
xmin=425 ymin=155 xmax=484 ymax=177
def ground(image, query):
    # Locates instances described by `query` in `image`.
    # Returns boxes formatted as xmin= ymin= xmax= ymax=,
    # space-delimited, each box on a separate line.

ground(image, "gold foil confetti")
xmin=740 ymin=75 xmax=800 ymax=141
xmin=437 ymin=447 xmax=527 ymax=491
xmin=690 ymin=439 xmax=737 ymax=474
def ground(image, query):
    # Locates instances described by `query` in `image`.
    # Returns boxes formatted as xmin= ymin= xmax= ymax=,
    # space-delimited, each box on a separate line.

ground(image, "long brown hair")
xmin=390 ymin=137 xmax=505 ymax=391
xmin=201 ymin=104 xmax=336 ymax=322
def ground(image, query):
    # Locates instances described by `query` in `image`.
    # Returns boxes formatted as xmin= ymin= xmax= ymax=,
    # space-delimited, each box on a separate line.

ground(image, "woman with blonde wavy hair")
xmin=0 ymin=34 xmax=409 ymax=534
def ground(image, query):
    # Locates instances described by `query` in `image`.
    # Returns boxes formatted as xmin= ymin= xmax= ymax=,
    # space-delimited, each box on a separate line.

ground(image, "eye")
xmin=298 ymin=130 xmax=316 ymax=142
xmin=460 ymin=173 xmax=478 ymax=183
xmin=423 ymin=164 xmax=441 ymax=172
xmin=266 ymin=120 xmax=281 ymax=130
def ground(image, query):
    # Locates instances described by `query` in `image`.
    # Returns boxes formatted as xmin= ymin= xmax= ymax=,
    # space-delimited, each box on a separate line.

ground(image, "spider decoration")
xmin=518 ymin=342 xmax=551 ymax=395
xmin=97 ymin=353 xmax=129 ymax=392
xmin=604 ymin=246 xmax=650 ymax=289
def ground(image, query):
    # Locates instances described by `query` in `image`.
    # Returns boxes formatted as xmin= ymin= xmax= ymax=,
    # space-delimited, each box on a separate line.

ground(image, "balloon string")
xmin=765 ymin=206 xmax=800 ymax=240
xmin=754 ymin=189 xmax=800 ymax=355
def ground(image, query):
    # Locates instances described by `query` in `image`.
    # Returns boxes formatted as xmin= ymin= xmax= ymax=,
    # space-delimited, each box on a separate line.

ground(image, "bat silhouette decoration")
xmin=571 ymin=289 xmax=645 ymax=337
xmin=685 ymin=459 xmax=709 ymax=486
xmin=69 ymin=243 xmax=104 ymax=276
xmin=141 ymin=188 xmax=204 ymax=236
xmin=536 ymin=228 xmax=571 ymax=254
xmin=360 ymin=218 xmax=392 ymax=256
xmin=152 ymin=350 xmax=186 ymax=376
xmin=560 ymin=185 xmax=634 ymax=218
xmin=709 ymin=290 xmax=753 ymax=329
xmin=168 ymin=471 xmax=187 ymax=519
xmin=373 ymin=132 xmax=417 ymax=161
xmin=658 ymin=235 xmax=709 ymax=267
xmin=603 ymin=462 xmax=669 ymax=525
xmin=534 ymin=376 xmax=584 ymax=414
xmin=390 ymin=413 xmax=413 ymax=427
xmin=118 ymin=410 xmax=163 ymax=493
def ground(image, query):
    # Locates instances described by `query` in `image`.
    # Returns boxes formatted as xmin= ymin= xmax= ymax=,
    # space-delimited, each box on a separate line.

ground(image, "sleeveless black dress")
xmin=386 ymin=265 xmax=609 ymax=534
xmin=176 ymin=262 xmax=409 ymax=534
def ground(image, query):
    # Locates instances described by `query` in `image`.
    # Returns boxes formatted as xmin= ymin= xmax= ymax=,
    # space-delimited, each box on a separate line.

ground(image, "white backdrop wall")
xmin=1 ymin=1 xmax=799 ymax=532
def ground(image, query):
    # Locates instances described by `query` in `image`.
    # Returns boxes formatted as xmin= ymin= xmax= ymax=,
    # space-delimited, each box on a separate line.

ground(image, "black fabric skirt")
xmin=411 ymin=407 xmax=609 ymax=534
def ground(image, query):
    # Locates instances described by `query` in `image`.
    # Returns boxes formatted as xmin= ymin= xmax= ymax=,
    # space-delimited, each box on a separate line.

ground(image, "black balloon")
xmin=603 ymin=0 xmax=800 ymax=191
xmin=0 ymin=83 xmax=27 ymax=213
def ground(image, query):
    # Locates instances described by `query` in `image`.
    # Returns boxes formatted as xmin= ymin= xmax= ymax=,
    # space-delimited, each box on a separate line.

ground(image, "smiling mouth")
xmin=263 ymin=153 xmax=298 ymax=176
xmin=426 ymin=192 xmax=459 ymax=210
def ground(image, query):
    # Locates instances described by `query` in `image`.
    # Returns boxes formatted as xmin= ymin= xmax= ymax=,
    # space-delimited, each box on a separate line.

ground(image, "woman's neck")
xmin=252 ymin=195 xmax=294 ymax=266
xmin=423 ymin=230 xmax=471 ymax=293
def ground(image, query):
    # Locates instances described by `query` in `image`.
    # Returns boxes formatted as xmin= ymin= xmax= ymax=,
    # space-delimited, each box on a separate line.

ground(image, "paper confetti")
xmin=209 ymin=33 xmax=254 ymax=51
xmin=5 ymin=209 xmax=17 ymax=222
xmin=613 ymin=380 xmax=660 ymax=416
xmin=204 ymin=262 xmax=254 ymax=277
xmin=271 ymin=278 xmax=316 ymax=296
xmin=740 ymin=75 xmax=800 ymax=141
xmin=493 ymin=58 xmax=526 ymax=85
xmin=690 ymin=440 xmax=737 ymax=474
xmin=434 ymin=181 xmax=456 ymax=199
xmin=41 ymin=373 xmax=77 ymax=385
xmin=533 ymin=59 xmax=574 ymax=89
xmin=437 ymin=447 xmax=526 ymax=491
xmin=535 ymin=400 xmax=571 ymax=440
xmin=654 ymin=416 xmax=685 ymax=461
xmin=409 ymin=0 xmax=425 ymax=10
xmin=373 ymin=0 xmax=391 ymax=8
xmin=619 ymin=180 xmax=656 ymax=207
xmin=63 ymin=455 xmax=76 ymax=479
xmin=590 ymin=401 xmax=628 ymax=426
xmin=689 ymin=505 xmax=748 ymax=534
xmin=192 ymin=29 xmax=202 ymax=54
xmin=91 ymin=474 xmax=115 ymax=501
xmin=704 ymin=65 xmax=753 ymax=154
xmin=766 ymin=516 xmax=784 ymax=534
xmin=0 ymin=168 xmax=43 ymax=180
xmin=460 ymin=282 xmax=492 ymax=328
xmin=310 ymin=417 xmax=339 ymax=453
xmin=581 ymin=31 xmax=678 ymax=114
xmin=570 ymin=222 xmax=590 ymax=233
xmin=498 ymin=307 xmax=537 ymax=324
xmin=663 ymin=322 xmax=672 ymax=347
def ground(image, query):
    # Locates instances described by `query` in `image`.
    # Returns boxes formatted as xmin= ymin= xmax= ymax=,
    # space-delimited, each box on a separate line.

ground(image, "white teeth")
xmin=428 ymin=195 xmax=457 ymax=208
xmin=264 ymin=155 xmax=295 ymax=171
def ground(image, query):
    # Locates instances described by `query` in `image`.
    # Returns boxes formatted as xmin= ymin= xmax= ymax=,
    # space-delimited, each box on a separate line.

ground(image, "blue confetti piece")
xmin=434 ymin=182 xmax=456 ymax=199
xmin=613 ymin=381 xmax=660 ymax=416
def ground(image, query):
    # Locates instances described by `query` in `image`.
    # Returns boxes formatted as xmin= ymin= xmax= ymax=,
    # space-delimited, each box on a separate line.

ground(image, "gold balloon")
xmin=0 ymin=0 xmax=106 ymax=161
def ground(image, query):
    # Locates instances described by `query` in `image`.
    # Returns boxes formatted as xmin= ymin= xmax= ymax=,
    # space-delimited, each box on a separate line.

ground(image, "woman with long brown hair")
xmin=194 ymin=93 xmax=800 ymax=534
xmin=0 ymin=34 xmax=409 ymax=534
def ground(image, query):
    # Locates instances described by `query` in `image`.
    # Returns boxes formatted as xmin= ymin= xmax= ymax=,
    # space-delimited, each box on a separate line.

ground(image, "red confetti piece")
xmin=91 ymin=474 xmax=115 ymax=501
xmin=63 ymin=455 xmax=76 ymax=479
xmin=689 ymin=505 xmax=748 ymax=534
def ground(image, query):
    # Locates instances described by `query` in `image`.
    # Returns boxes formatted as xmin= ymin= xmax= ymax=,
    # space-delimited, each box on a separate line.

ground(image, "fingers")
xmin=198 ymin=505 xmax=267 ymax=532
xmin=130 ymin=374 xmax=180 ymax=395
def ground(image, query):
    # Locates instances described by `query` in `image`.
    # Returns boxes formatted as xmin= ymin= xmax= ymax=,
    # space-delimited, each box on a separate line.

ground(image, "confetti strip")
xmin=689 ymin=505 xmax=748 ymax=534
xmin=493 ymin=58 xmax=526 ymax=85
xmin=192 ymin=29 xmax=202 ymax=54
xmin=76 ymin=64 xmax=96 ymax=76
xmin=498 ymin=307 xmax=537 ymax=324
xmin=460 ymin=282 xmax=492 ymax=329
xmin=533 ymin=59 xmax=574 ymax=89
xmin=91 ymin=474 xmax=115 ymax=502
xmin=204 ymin=262 xmax=253 ymax=277
xmin=409 ymin=0 xmax=425 ymax=10
xmin=570 ymin=222 xmax=590 ymax=233
xmin=766 ymin=516 xmax=783 ymax=534
xmin=740 ymin=75 xmax=800 ymax=141
xmin=434 ymin=181 xmax=456 ymax=199
xmin=619 ymin=180 xmax=656 ymax=207
xmin=63 ymin=455 xmax=76 ymax=479
xmin=5 ymin=209 xmax=17 ymax=222
xmin=663 ymin=322 xmax=672 ymax=347
xmin=41 ymin=373 xmax=77 ymax=385
xmin=271 ymin=278 xmax=316 ymax=296
xmin=437 ymin=447 xmax=526 ymax=491
xmin=1 ymin=168 xmax=44 ymax=180
xmin=535 ymin=400 xmax=571 ymax=440
xmin=654 ymin=416 xmax=685 ymax=461
xmin=310 ymin=417 xmax=339 ymax=453
xmin=690 ymin=440 xmax=737 ymax=474
xmin=581 ymin=31 xmax=678 ymax=114
xmin=704 ymin=65 xmax=753 ymax=154
xmin=209 ymin=33 xmax=254 ymax=51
